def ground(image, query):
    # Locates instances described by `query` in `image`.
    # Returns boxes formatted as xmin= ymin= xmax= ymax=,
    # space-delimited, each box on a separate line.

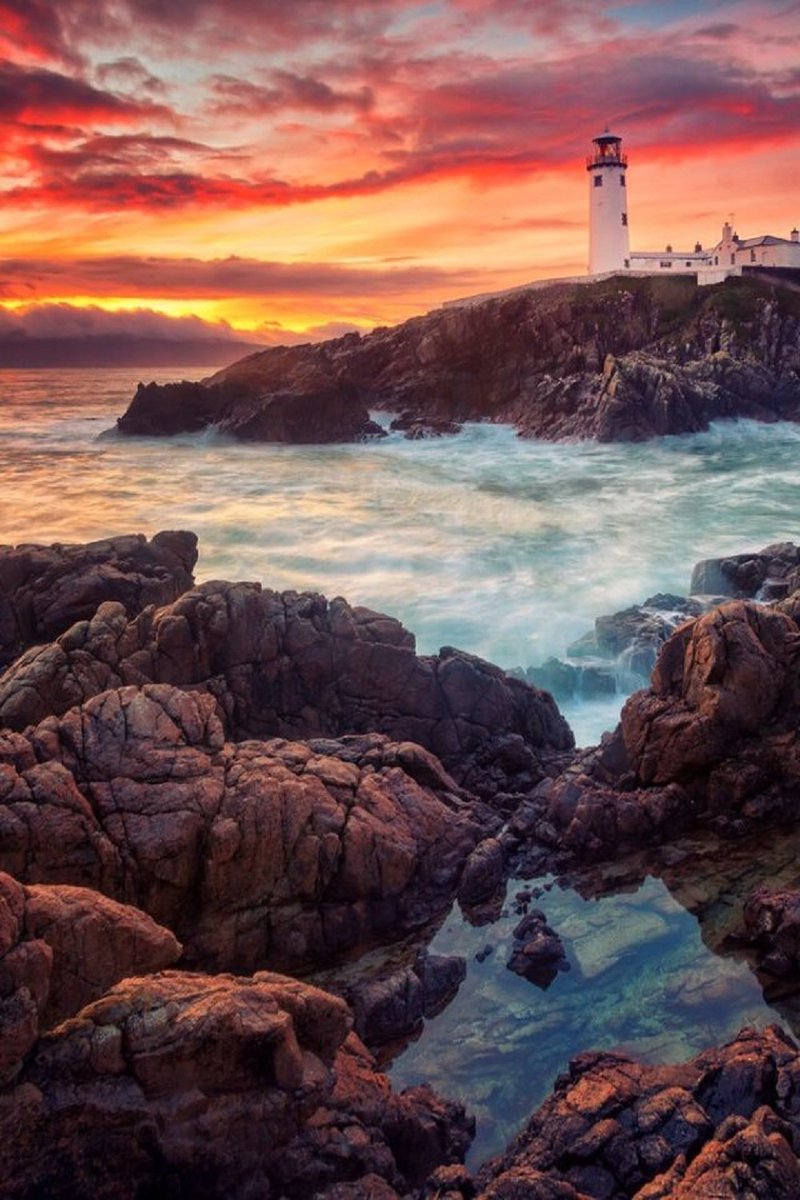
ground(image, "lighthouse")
xmin=587 ymin=130 xmax=630 ymax=274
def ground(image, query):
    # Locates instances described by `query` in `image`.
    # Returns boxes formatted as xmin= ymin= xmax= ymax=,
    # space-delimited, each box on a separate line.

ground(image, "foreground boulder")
xmin=0 ymin=684 xmax=484 ymax=971
xmin=0 ymin=581 xmax=572 ymax=797
xmin=0 ymin=969 xmax=472 ymax=1199
xmin=471 ymin=1025 xmax=800 ymax=1199
xmin=0 ymin=871 xmax=180 ymax=1083
xmin=0 ymin=530 xmax=197 ymax=668
xmin=511 ymin=599 xmax=800 ymax=864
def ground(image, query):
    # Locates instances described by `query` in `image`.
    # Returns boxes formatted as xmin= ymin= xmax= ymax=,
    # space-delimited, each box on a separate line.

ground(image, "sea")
xmin=2 ymin=363 xmax=800 ymax=1166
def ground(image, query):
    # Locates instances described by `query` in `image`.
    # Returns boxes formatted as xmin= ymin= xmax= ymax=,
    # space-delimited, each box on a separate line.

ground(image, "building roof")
xmin=733 ymin=235 xmax=794 ymax=248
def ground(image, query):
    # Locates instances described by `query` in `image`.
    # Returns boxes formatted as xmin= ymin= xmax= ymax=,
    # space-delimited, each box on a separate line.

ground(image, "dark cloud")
xmin=0 ymin=0 xmax=404 ymax=62
xmin=210 ymin=71 xmax=374 ymax=115
xmin=0 ymin=254 xmax=474 ymax=300
xmin=0 ymin=302 xmax=247 ymax=340
xmin=24 ymin=133 xmax=217 ymax=175
xmin=95 ymin=57 xmax=168 ymax=96
xmin=0 ymin=59 xmax=170 ymax=123
xmin=692 ymin=22 xmax=741 ymax=39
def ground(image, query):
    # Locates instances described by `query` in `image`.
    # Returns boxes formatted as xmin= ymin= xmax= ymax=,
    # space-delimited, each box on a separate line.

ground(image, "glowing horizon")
xmin=2 ymin=0 xmax=799 ymax=346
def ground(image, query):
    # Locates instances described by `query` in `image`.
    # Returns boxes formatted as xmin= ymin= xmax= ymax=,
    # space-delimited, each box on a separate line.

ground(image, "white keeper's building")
xmin=587 ymin=129 xmax=800 ymax=284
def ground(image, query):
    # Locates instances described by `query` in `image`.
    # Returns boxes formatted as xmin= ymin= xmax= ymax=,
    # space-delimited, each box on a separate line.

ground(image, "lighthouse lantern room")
xmin=587 ymin=131 xmax=630 ymax=274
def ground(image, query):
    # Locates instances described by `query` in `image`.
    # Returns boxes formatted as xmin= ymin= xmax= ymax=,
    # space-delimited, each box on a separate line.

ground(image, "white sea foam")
xmin=1 ymin=366 xmax=799 ymax=744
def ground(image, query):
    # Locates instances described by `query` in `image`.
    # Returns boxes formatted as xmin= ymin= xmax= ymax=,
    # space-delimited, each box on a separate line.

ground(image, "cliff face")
xmin=115 ymin=274 xmax=800 ymax=443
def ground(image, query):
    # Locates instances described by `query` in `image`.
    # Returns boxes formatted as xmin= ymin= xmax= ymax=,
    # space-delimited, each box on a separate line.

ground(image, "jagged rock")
xmin=567 ymin=599 xmax=703 ymax=681
xmin=0 ymin=684 xmax=483 ymax=971
xmin=690 ymin=540 xmax=800 ymax=599
xmin=523 ymin=659 xmax=616 ymax=703
xmin=458 ymin=837 xmax=505 ymax=907
xmin=117 ymin=360 xmax=385 ymax=444
xmin=114 ymin=379 xmax=226 ymax=435
xmin=0 ymin=871 xmax=179 ymax=1083
xmin=740 ymin=886 xmax=800 ymax=979
xmin=621 ymin=600 xmax=799 ymax=792
xmin=0 ymin=530 xmax=197 ymax=668
xmin=506 ymin=909 xmax=570 ymax=989
xmin=518 ymin=599 xmax=800 ymax=863
xmin=114 ymin=275 xmax=800 ymax=445
xmin=474 ymin=1026 xmax=800 ymax=1199
xmin=390 ymin=413 xmax=463 ymax=438
xmin=0 ymin=581 xmax=572 ymax=797
xmin=347 ymin=951 xmax=466 ymax=1048
xmin=0 ymin=969 xmax=473 ymax=1199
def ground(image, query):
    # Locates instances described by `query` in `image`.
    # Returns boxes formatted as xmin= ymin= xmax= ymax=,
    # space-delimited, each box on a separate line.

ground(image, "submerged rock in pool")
xmin=506 ymin=909 xmax=570 ymax=989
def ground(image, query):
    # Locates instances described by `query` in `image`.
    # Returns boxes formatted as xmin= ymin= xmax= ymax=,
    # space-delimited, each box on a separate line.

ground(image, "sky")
xmin=1 ymin=0 xmax=799 ymax=346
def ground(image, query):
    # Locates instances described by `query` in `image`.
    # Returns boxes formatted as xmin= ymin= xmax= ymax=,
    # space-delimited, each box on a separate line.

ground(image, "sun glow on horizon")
xmin=1 ymin=1 xmax=799 ymax=346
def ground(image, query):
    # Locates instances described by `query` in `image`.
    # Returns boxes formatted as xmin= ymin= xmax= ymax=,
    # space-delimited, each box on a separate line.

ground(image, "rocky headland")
xmin=6 ymin=531 xmax=800 ymax=1196
xmin=112 ymin=273 xmax=800 ymax=444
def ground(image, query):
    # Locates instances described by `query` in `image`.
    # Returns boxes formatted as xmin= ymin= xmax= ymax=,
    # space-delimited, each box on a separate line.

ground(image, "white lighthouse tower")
xmin=587 ymin=130 xmax=630 ymax=274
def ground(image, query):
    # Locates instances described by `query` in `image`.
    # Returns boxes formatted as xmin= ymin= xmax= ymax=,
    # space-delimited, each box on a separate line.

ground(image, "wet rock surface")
xmin=0 ymin=530 xmax=197 ymax=667
xmin=0 ymin=580 xmax=572 ymax=797
xmin=471 ymin=1026 xmax=800 ymax=1199
xmin=690 ymin=540 xmax=800 ymax=600
xmin=741 ymin=886 xmax=800 ymax=980
xmin=0 ymin=969 xmax=473 ymax=1200
xmin=345 ymin=950 xmax=468 ymax=1048
xmin=8 ymin=530 xmax=800 ymax=1196
xmin=0 ymin=870 xmax=180 ymax=1084
xmin=0 ymin=685 xmax=485 ymax=972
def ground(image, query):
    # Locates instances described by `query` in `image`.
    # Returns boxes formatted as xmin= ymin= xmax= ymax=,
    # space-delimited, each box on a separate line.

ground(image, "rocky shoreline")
xmin=4 ymin=532 xmax=800 ymax=1196
xmin=111 ymin=274 xmax=800 ymax=445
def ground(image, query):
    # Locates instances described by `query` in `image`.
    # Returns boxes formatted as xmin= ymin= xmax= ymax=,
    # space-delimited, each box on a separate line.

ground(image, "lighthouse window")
xmin=594 ymin=175 xmax=603 ymax=187
xmin=620 ymin=175 xmax=626 ymax=186
xmin=621 ymin=212 xmax=628 ymax=225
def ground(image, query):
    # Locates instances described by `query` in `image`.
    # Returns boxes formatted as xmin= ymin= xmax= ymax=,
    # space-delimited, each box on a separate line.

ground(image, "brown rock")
xmin=0 ymin=871 xmax=179 ymax=1083
xmin=0 ymin=530 xmax=197 ymax=669
xmin=0 ymin=969 xmax=471 ymax=1199
xmin=0 ymin=685 xmax=483 ymax=971
xmin=475 ymin=1026 xmax=800 ymax=1200
xmin=0 ymin=581 xmax=572 ymax=797
xmin=117 ymin=359 xmax=384 ymax=444
xmin=123 ymin=274 xmax=800 ymax=446
xmin=740 ymin=885 xmax=800 ymax=979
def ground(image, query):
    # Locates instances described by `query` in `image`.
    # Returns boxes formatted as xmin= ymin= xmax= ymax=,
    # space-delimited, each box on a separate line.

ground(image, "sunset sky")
xmin=2 ymin=0 xmax=800 ymax=345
